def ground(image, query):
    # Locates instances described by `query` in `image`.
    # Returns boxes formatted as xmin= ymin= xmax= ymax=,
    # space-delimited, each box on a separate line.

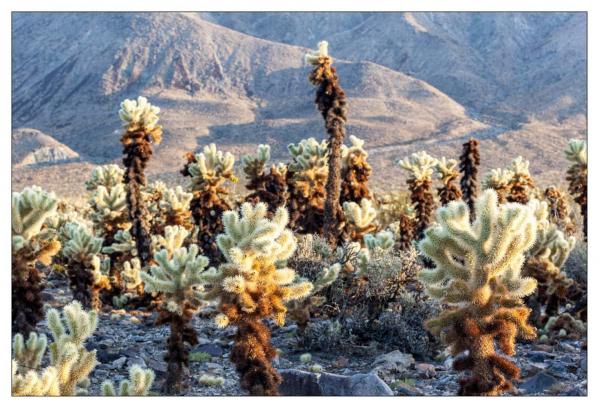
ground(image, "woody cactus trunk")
xmin=459 ymin=138 xmax=480 ymax=220
xmin=141 ymin=226 xmax=210 ymax=394
xmin=199 ymin=203 xmax=313 ymax=395
xmin=418 ymin=190 xmax=538 ymax=395
xmin=12 ymin=187 xmax=61 ymax=334
xmin=119 ymin=96 xmax=162 ymax=266
xmin=306 ymin=41 xmax=347 ymax=248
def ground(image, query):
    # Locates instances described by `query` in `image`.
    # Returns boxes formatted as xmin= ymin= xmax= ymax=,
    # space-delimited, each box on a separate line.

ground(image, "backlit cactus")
xmin=459 ymin=138 xmax=480 ymax=219
xmin=342 ymin=198 xmax=377 ymax=243
xmin=306 ymin=40 xmax=348 ymax=248
xmin=286 ymin=137 xmax=329 ymax=234
xmin=482 ymin=168 xmax=514 ymax=204
xmin=565 ymin=139 xmax=587 ymax=239
xmin=200 ymin=202 xmax=313 ymax=395
xmin=119 ymin=96 xmax=162 ymax=266
xmin=242 ymin=144 xmax=288 ymax=216
xmin=435 ymin=157 xmax=462 ymax=205
xmin=418 ymin=190 xmax=537 ymax=395
xmin=181 ymin=143 xmax=237 ymax=263
xmin=141 ymin=226 xmax=211 ymax=393
xmin=399 ymin=151 xmax=438 ymax=239
xmin=506 ymin=156 xmax=535 ymax=204
xmin=102 ymin=364 xmax=156 ymax=396
xmin=12 ymin=186 xmax=61 ymax=334
xmin=341 ymin=135 xmax=372 ymax=203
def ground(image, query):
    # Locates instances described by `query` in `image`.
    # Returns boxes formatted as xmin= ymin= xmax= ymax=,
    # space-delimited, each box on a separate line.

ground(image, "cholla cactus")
xmin=181 ymin=143 xmax=237 ymax=263
xmin=62 ymin=222 xmax=110 ymax=310
xmin=286 ymin=137 xmax=329 ymax=234
xmin=147 ymin=184 xmax=194 ymax=235
xmin=565 ymin=139 xmax=587 ymax=239
xmin=482 ymin=168 xmax=514 ymax=203
xmin=524 ymin=200 xmax=578 ymax=325
xmin=374 ymin=191 xmax=415 ymax=250
xmin=418 ymin=190 xmax=537 ymax=395
xmin=459 ymin=138 xmax=480 ymax=219
xmin=141 ymin=226 xmax=211 ymax=393
xmin=357 ymin=230 xmax=395 ymax=275
xmin=435 ymin=157 xmax=462 ymax=205
xmin=242 ymin=144 xmax=288 ymax=216
xmin=12 ymin=186 xmax=61 ymax=334
xmin=399 ymin=151 xmax=438 ymax=239
xmin=200 ymin=203 xmax=313 ymax=395
xmin=506 ymin=156 xmax=535 ymax=204
xmin=102 ymin=364 xmax=155 ymax=396
xmin=306 ymin=41 xmax=348 ymax=248
xmin=544 ymin=186 xmax=573 ymax=233
xmin=12 ymin=301 xmax=98 ymax=396
xmin=341 ymin=135 xmax=372 ymax=203
xmin=119 ymin=96 xmax=162 ymax=267
xmin=342 ymin=198 xmax=377 ymax=243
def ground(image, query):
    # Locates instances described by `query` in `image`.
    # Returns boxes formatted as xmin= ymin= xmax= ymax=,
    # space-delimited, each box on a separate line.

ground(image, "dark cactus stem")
xmin=157 ymin=310 xmax=197 ymax=395
xmin=245 ymin=165 xmax=288 ymax=217
xmin=122 ymin=130 xmax=154 ymax=266
xmin=231 ymin=316 xmax=281 ymax=396
xmin=566 ymin=162 xmax=587 ymax=240
xmin=340 ymin=153 xmax=371 ymax=204
xmin=459 ymin=139 xmax=480 ymax=221
xmin=12 ymin=266 xmax=44 ymax=335
xmin=397 ymin=213 xmax=415 ymax=251
xmin=438 ymin=182 xmax=462 ymax=206
xmin=409 ymin=177 xmax=435 ymax=240
xmin=67 ymin=261 xmax=94 ymax=309
xmin=308 ymin=53 xmax=347 ymax=248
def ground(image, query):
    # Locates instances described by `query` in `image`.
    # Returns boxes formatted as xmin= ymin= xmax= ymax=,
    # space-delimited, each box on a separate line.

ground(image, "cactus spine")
xmin=119 ymin=96 xmax=162 ymax=266
xmin=12 ymin=186 xmax=61 ymax=334
xmin=418 ymin=190 xmax=537 ymax=395
xmin=200 ymin=203 xmax=313 ymax=395
xmin=306 ymin=41 xmax=347 ymax=248
xmin=459 ymin=138 xmax=480 ymax=219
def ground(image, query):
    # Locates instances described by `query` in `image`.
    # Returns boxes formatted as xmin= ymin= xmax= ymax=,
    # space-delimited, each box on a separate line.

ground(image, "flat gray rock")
xmin=279 ymin=369 xmax=393 ymax=396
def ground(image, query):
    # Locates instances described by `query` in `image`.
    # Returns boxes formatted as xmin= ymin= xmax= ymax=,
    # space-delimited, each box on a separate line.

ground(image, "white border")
xmin=1 ymin=1 xmax=595 ymax=408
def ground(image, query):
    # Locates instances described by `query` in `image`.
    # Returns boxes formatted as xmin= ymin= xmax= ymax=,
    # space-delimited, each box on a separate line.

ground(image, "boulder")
xmin=279 ymin=369 xmax=393 ymax=396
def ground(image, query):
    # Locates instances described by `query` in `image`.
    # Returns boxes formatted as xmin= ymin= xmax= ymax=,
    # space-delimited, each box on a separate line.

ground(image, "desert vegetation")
xmin=11 ymin=41 xmax=587 ymax=397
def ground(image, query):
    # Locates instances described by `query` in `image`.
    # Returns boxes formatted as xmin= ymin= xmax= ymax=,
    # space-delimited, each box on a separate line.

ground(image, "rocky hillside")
xmin=12 ymin=128 xmax=79 ymax=167
xmin=11 ymin=12 xmax=586 ymax=196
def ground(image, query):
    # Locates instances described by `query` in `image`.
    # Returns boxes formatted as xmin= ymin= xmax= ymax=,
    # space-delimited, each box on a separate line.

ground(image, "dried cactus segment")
xmin=419 ymin=190 xmax=537 ymax=395
xmin=435 ymin=157 xmax=462 ymax=205
xmin=565 ymin=139 xmax=587 ymax=239
xmin=341 ymin=135 xmax=372 ymax=203
xmin=459 ymin=138 xmax=480 ymax=218
xmin=507 ymin=156 xmax=535 ymax=204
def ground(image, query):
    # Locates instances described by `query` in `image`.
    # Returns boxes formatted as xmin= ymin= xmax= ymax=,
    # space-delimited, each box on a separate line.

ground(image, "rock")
xmin=580 ymin=356 xmax=587 ymax=372
xmin=279 ymin=369 xmax=393 ymax=396
xmin=195 ymin=343 xmax=224 ymax=357
xmin=415 ymin=363 xmax=436 ymax=378
xmin=127 ymin=357 xmax=147 ymax=369
xmin=96 ymin=349 xmax=121 ymax=364
xmin=527 ymin=350 xmax=555 ymax=363
xmin=197 ymin=337 xmax=211 ymax=346
xmin=148 ymin=359 xmax=168 ymax=373
xmin=111 ymin=356 xmax=127 ymax=370
xmin=520 ymin=371 xmax=559 ymax=394
xmin=394 ymin=381 xmax=424 ymax=396
xmin=373 ymin=350 xmax=415 ymax=372
xmin=205 ymin=362 xmax=223 ymax=371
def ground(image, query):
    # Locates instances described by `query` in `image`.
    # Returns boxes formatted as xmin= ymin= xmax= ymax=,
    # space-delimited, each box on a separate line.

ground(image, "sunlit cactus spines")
xmin=243 ymin=144 xmax=289 ymax=216
xmin=506 ymin=156 xmax=535 ymax=204
xmin=459 ymin=138 xmax=480 ymax=219
xmin=200 ymin=202 xmax=312 ymax=395
xmin=482 ymin=168 xmax=514 ymax=203
xmin=399 ymin=151 xmax=438 ymax=239
xmin=435 ymin=157 xmax=462 ymax=205
xmin=102 ymin=364 xmax=155 ymax=396
xmin=341 ymin=135 xmax=372 ymax=203
xmin=120 ymin=96 xmax=162 ymax=267
xmin=12 ymin=186 xmax=61 ymax=334
xmin=418 ymin=189 xmax=537 ymax=395
xmin=565 ymin=138 xmax=587 ymax=239
xmin=306 ymin=40 xmax=347 ymax=248
xmin=141 ymin=225 xmax=211 ymax=393
xmin=342 ymin=198 xmax=377 ymax=243
xmin=182 ymin=143 xmax=237 ymax=263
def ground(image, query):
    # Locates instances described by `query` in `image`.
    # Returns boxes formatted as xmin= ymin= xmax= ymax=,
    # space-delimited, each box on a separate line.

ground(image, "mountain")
xmin=11 ymin=12 xmax=586 ymax=197
xmin=12 ymin=128 xmax=79 ymax=167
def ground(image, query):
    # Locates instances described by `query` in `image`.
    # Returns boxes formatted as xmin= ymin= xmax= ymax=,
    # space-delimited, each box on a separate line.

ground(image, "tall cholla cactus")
xmin=482 ymin=168 xmax=514 ymax=204
xmin=506 ymin=156 xmax=535 ymax=204
xmin=141 ymin=226 xmax=211 ymax=393
xmin=181 ymin=143 xmax=237 ymax=263
xmin=342 ymin=198 xmax=377 ymax=243
xmin=12 ymin=301 xmax=98 ymax=396
xmin=399 ymin=151 xmax=438 ymax=239
xmin=306 ymin=41 xmax=348 ymax=248
xmin=435 ymin=157 xmax=462 ymax=205
xmin=524 ymin=200 xmax=578 ymax=324
xmin=459 ymin=138 xmax=480 ymax=219
xmin=119 ymin=96 xmax=163 ymax=267
xmin=286 ymin=137 xmax=329 ymax=233
xmin=565 ymin=138 xmax=587 ymax=239
xmin=62 ymin=222 xmax=111 ymax=310
xmin=200 ymin=203 xmax=313 ymax=395
xmin=341 ymin=135 xmax=372 ymax=203
xmin=418 ymin=190 xmax=538 ymax=395
xmin=12 ymin=186 xmax=61 ymax=334
xmin=242 ymin=144 xmax=288 ymax=216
